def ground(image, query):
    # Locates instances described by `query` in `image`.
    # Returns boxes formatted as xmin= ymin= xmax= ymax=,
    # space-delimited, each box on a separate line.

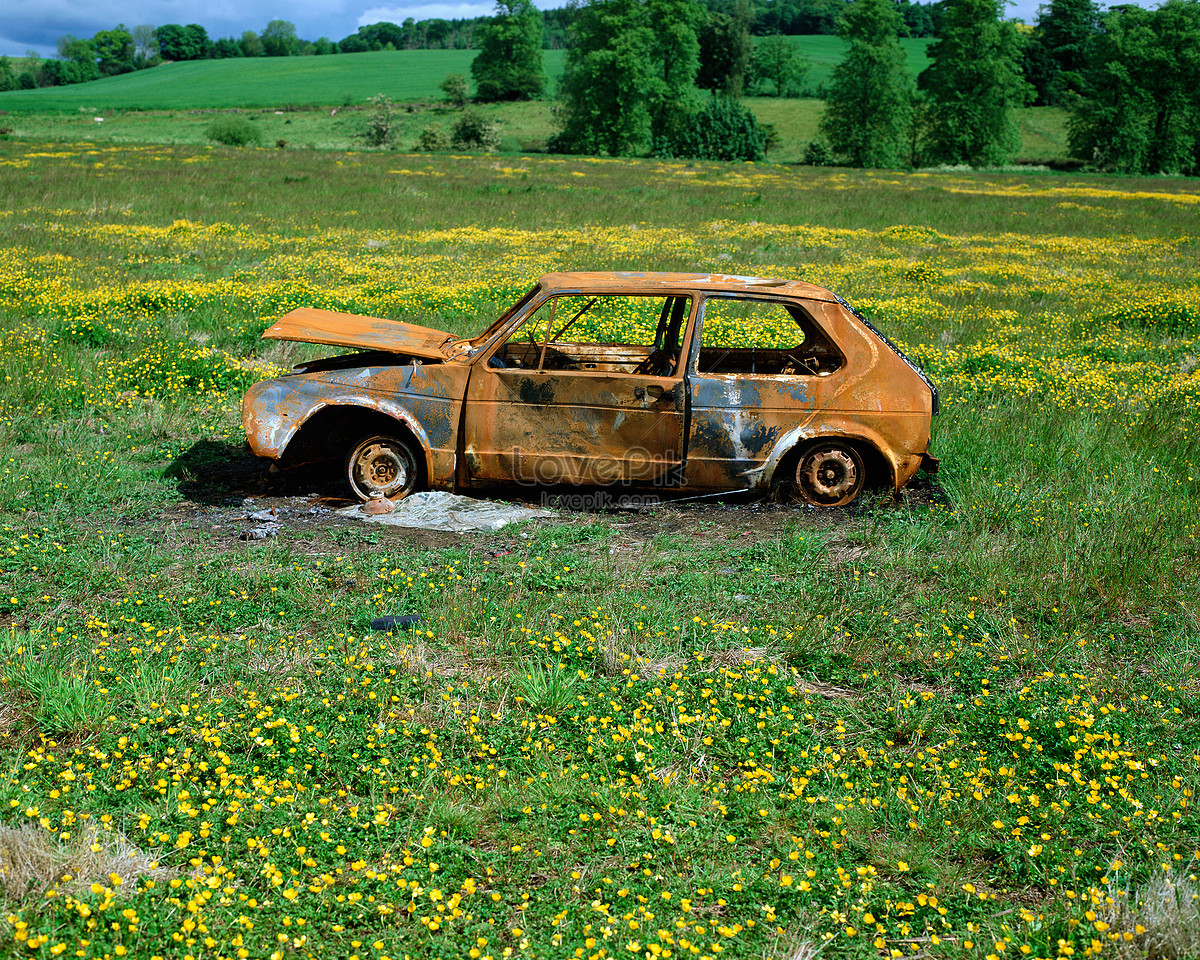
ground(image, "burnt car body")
xmin=242 ymin=272 xmax=938 ymax=507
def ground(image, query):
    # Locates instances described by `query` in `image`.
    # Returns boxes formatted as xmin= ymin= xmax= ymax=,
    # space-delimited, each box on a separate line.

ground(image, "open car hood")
xmin=261 ymin=307 xmax=458 ymax=360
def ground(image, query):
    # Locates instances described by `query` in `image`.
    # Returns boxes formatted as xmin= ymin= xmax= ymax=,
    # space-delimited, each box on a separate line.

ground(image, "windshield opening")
xmin=468 ymin=284 xmax=541 ymax=349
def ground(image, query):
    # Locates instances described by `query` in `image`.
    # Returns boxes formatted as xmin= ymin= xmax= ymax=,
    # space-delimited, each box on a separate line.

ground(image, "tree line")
xmin=817 ymin=0 xmax=1200 ymax=175
xmin=516 ymin=0 xmax=1198 ymax=176
xmin=2 ymin=0 xmax=1196 ymax=176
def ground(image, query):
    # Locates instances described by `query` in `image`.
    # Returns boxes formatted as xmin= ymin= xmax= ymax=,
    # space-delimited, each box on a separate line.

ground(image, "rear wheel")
xmin=794 ymin=442 xmax=865 ymax=507
xmin=345 ymin=434 xmax=419 ymax=502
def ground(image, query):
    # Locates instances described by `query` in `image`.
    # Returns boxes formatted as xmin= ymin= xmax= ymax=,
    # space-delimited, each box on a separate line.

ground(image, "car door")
xmin=461 ymin=293 xmax=692 ymax=486
xmin=685 ymin=294 xmax=847 ymax=490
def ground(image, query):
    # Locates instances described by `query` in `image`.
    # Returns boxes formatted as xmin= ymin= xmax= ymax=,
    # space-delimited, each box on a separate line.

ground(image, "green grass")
xmin=0 ymin=36 xmax=1067 ymax=166
xmin=0 ymin=97 xmax=1066 ymax=164
xmin=780 ymin=34 xmax=933 ymax=90
xmin=0 ymin=49 xmax=570 ymax=112
xmin=1013 ymin=106 xmax=1074 ymax=162
xmin=0 ymin=142 xmax=1197 ymax=960
xmin=0 ymin=39 xmax=932 ymax=115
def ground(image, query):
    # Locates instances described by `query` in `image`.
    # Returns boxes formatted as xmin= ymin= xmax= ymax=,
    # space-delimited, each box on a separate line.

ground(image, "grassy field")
xmin=0 ymin=50 xmax=536 ymax=112
xmin=0 ymin=38 xmax=1065 ymax=168
xmin=781 ymin=34 xmax=932 ymax=91
xmin=0 ymin=141 xmax=1198 ymax=960
xmin=0 ymin=39 xmax=932 ymax=114
xmin=0 ymin=99 xmax=1070 ymax=165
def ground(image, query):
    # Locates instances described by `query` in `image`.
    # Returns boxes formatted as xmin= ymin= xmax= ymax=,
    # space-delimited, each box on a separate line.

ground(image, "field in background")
xmin=0 ymin=143 xmax=1197 ymax=960
xmin=0 ymin=99 xmax=1070 ymax=164
xmin=781 ymin=34 xmax=932 ymax=88
xmin=0 ymin=38 xmax=1071 ymax=166
xmin=0 ymin=50 xmax=504 ymax=111
xmin=0 ymin=38 xmax=931 ymax=114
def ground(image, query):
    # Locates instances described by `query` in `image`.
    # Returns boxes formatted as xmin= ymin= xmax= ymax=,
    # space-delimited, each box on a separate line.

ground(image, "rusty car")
xmin=242 ymin=271 xmax=938 ymax=507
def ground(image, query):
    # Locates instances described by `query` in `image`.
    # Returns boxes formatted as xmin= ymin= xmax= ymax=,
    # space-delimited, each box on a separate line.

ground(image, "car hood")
xmin=260 ymin=307 xmax=460 ymax=360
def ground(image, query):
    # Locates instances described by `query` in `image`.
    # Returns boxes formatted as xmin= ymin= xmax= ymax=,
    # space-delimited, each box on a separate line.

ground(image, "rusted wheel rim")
xmin=347 ymin=437 xmax=415 ymax=501
xmin=796 ymin=444 xmax=863 ymax=507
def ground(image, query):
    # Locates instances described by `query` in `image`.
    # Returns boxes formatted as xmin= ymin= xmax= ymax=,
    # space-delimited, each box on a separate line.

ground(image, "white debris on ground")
xmin=336 ymin=491 xmax=556 ymax=532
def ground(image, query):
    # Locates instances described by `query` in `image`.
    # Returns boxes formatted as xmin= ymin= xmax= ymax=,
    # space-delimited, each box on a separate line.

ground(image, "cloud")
xmin=357 ymin=3 xmax=496 ymax=26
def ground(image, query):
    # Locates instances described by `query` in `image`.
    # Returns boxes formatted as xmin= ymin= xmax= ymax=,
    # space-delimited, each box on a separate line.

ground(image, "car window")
xmin=469 ymin=283 xmax=541 ymax=348
xmin=493 ymin=294 xmax=691 ymax=377
xmin=697 ymin=297 xmax=843 ymax=376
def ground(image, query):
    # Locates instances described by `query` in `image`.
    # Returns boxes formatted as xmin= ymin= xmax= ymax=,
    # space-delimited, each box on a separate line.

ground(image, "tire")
xmin=793 ymin=441 xmax=866 ymax=507
xmin=345 ymin=434 xmax=420 ymax=502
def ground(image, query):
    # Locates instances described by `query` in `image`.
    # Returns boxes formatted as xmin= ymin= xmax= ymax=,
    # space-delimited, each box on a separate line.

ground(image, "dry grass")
xmin=0 ymin=824 xmax=164 ymax=902
xmin=762 ymin=932 xmax=826 ymax=960
xmin=1101 ymin=871 xmax=1200 ymax=959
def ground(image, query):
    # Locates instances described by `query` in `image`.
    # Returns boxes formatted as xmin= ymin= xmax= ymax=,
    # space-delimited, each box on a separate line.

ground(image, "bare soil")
xmin=138 ymin=439 xmax=947 ymax=558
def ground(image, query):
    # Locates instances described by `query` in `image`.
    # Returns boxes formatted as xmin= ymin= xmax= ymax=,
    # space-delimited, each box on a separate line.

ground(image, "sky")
xmin=2 ymin=0 xmax=1162 ymax=59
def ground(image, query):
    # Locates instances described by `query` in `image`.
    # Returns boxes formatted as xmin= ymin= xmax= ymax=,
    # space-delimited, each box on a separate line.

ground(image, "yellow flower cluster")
xmin=1 ymin=542 xmax=1195 ymax=960
xmin=1 ymin=199 xmax=1196 ymax=428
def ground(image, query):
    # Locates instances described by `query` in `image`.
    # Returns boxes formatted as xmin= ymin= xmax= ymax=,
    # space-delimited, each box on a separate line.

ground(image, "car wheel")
xmin=345 ymin=434 xmax=419 ymax=502
xmin=794 ymin=442 xmax=865 ymax=507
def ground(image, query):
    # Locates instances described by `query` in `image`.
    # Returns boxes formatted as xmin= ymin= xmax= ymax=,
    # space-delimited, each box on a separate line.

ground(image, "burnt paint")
xmin=518 ymin=378 xmax=557 ymax=406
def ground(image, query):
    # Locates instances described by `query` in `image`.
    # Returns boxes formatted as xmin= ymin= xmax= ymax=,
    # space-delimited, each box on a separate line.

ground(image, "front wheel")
xmin=793 ymin=442 xmax=865 ymax=507
xmin=345 ymin=434 xmax=419 ymax=502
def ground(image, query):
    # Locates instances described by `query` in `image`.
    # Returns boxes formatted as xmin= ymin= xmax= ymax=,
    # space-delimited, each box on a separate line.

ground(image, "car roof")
xmin=537 ymin=271 xmax=840 ymax=302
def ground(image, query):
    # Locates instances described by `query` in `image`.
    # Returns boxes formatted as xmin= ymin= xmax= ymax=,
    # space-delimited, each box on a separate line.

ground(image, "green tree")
xmin=211 ymin=37 xmax=245 ymax=59
xmin=57 ymin=34 xmax=96 ymax=64
xmin=819 ymin=0 xmax=913 ymax=167
xmin=0 ymin=57 xmax=17 ymax=92
xmin=749 ymin=34 xmax=805 ymax=96
xmin=1024 ymin=0 xmax=1101 ymax=105
xmin=93 ymin=26 xmax=135 ymax=75
xmin=262 ymin=20 xmax=300 ymax=57
xmin=697 ymin=4 xmax=753 ymax=96
xmin=1067 ymin=0 xmax=1200 ymax=175
xmin=440 ymin=73 xmax=471 ymax=106
xmin=471 ymin=0 xmax=545 ymax=101
xmin=553 ymin=0 xmax=703 ymax=156
xmin=918 ymin=0 xmax=1029 ymax=165
xmin=155 ymin=24 xmax=210 ymax=61
xmin=665 ymin=94 xmax=766 ymax=160
xmin=53 ymin=35 xmax=100 ymax=83
xmin=240 ymin=32 xmax=264 ymax=57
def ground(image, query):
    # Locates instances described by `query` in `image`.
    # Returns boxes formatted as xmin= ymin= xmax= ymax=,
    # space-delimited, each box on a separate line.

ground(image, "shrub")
xmin=415 ymin=123 xmax=451 ymax=152
xmin=439 ymin=73 xmax=469 ymax=108
xmin=204 ymin=115 xmax=261 ymax=147
xmin=659 ymin=96 xmax=766 ymax=162
xmin=451 ymin=110 xmax=502 ymax=152
xmin=358 ymin=94 xmax=395 ymax=148
xmin=802 ymin=139 xmax=832 ymax=165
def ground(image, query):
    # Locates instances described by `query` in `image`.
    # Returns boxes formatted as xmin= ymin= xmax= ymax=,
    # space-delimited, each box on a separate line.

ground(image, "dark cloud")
xmin=3 ymin=0 xmax=388 ymax=56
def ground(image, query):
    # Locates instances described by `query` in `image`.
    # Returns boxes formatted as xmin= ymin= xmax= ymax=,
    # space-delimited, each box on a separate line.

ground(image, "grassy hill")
xmin=0 ymin=40 xmax=935 ymax=113
xmin=0 ymin=38 xmax=1067 ymax=164
xmin=0 ymin=50 xmax=566 ymax=112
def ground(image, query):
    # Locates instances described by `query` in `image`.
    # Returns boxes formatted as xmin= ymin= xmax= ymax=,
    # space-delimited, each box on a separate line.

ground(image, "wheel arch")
xmin=280 ymin=402 xmax=432 ymax=486
xmin=765 ymin=428 xmax=897 ymax=493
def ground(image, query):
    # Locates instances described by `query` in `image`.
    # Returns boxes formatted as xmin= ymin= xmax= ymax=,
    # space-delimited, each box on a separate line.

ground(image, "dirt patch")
xmin=86 ymin=440 xmax=947 ymax=560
